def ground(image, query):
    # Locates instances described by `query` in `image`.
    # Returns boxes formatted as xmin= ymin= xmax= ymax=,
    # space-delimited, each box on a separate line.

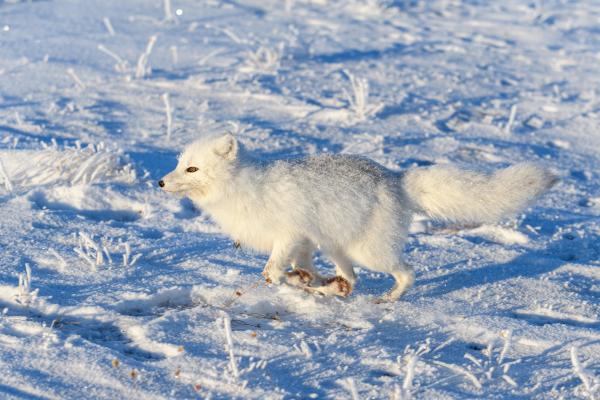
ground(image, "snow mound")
xmin=115 ymin=286 xmax=197 ymax=316
xmin=0 ymin=145 xmax=135 ymax=191
xmin=462 ymin=224 xmax=530 ymax=245
xmin=29 ymin=185 xmax=148 ymax=222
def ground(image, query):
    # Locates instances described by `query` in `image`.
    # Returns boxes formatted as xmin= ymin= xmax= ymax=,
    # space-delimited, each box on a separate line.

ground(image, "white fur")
xmin=402 ymin=163 xmax=557 ymax=224
xmin=160 ymin=134 xmax=557 ymax=301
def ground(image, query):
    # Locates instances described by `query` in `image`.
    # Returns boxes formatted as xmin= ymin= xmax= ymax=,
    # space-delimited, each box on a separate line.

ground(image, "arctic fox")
xmin=159 ymin=134 xmax=556 ymax=301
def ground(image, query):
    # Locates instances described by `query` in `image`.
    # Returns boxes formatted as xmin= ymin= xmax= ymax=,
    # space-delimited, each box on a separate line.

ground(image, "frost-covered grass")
xmin=0 ymin=0 xmax=599 ymax=398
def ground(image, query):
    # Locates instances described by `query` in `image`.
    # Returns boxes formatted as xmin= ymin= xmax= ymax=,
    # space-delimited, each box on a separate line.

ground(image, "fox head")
xmin=159 ymin=133 xmax=239 ymax=199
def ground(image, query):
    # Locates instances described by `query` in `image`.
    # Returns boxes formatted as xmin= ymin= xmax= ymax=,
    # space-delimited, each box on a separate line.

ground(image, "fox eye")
xmin=186 ymin=166 xmax=199 ymax=173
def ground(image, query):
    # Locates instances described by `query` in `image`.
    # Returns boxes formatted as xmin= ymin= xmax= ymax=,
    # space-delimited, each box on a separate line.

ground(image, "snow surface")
xmin=0 ymin=0 xmax=599 ymax=398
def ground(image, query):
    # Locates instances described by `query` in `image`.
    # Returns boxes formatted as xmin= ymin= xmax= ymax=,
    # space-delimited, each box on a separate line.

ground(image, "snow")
xmin=0 ymin=0 xmax=599 ymax=398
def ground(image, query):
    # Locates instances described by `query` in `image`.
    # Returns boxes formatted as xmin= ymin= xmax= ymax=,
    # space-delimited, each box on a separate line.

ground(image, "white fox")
xmin=159 ymin=134 xmax=556 ymax=301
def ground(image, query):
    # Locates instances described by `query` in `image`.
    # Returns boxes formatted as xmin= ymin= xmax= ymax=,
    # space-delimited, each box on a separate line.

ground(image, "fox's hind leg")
xmin=376 ymin=265 xmax=415 ymax=303
xmin=347 ymin=233 xmax=415 ymax=301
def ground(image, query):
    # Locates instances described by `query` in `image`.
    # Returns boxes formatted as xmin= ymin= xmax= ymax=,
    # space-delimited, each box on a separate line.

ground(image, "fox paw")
xmin=324 ymin=276 xmax=352 ymax=297
xmin=262 ymin=266 xmax=285 ymax=285
xmin=262 ymin=269 xmax=273 ymax=284
xmin=304 ymin=276 xmax=352 ymax=297
xmin=285 ymin=268 xmax=314 ymax=287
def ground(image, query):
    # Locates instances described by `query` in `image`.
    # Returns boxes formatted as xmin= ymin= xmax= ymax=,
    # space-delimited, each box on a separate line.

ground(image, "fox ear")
xmin=213 ymin=133 xmax=238 ymax=160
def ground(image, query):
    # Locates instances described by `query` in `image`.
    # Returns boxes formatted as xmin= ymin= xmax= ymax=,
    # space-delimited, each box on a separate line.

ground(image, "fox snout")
xmin=158 ymin=172 xmax=177 ymax=192
xmin=158 ymin=171 xmax=191 ymax=194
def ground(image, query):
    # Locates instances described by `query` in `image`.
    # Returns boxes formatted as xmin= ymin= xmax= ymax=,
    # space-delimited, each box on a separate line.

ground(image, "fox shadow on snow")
xmin=417 ymin=230 xmax=597 ymax=299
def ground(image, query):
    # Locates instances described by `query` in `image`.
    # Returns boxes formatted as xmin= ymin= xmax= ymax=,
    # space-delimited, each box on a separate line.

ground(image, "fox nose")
xmin=158 ymin=180 xmax=165 ymax=188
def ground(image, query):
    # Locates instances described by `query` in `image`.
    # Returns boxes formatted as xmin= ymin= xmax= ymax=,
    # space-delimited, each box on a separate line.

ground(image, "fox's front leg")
xmin=262 ymin=241 xmax=293 ymax=284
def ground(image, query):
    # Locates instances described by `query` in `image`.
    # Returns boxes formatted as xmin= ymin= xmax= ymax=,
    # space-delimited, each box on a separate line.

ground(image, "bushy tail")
xmin=402 ymin=163 xmax=557 ymax=224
